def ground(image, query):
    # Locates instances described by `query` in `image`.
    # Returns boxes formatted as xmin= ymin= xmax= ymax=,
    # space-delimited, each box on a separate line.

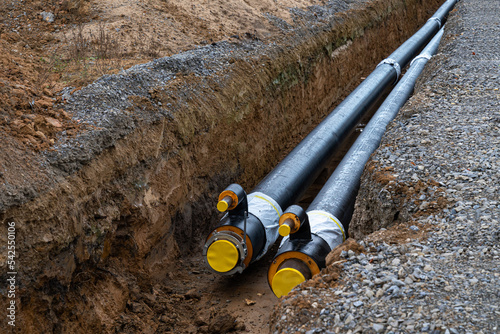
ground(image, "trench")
xmin=175 ymin=106 xmax=386 ymax=334
xmin=0 ymin=0 xmax=445 ymax=333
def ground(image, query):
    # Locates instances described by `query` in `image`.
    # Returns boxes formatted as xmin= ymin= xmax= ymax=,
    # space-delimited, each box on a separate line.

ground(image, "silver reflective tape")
xmin=247 ymin=192 xmax=283 ymax=260
xmin=410 ymin=53 xmax=433 ymax=67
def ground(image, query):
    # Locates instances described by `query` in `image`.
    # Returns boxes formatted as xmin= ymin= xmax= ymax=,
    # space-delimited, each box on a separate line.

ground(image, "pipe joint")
xmin=247 ymin=192 xmax=283 ymax=260
xmin=308 ymin=210 xmax=345 ymax=248
xmin=427 ymin=16 xmax=442 ymax=29
xmin=410 ymin=53 xmax=432 ymax=66
xmin=377 ymin=58 xmax=401 ymax=83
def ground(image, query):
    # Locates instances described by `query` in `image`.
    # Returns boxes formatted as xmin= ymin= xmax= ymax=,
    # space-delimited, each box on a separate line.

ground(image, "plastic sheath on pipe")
xmin=253 ymin=0 xmax=457 ymax=209
xmin=269 ymin=27 xmax=446 ymax=297
xmin=204 ymin=0 xmax=457 ymax=275
xmin=309 ymin=27 xmax=446 ymax=240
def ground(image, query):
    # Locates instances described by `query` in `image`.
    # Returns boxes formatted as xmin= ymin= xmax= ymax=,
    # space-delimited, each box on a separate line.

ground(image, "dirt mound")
xmin=0 ymin=9 xmax=75 ymax=151
xmin=0 ymin=0 xmax=328 ymax=154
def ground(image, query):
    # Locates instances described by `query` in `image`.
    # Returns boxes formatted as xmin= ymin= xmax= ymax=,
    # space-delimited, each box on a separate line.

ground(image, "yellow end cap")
xmin=206 ymin=240 xmax=239 ymax=273
xmin=217 ymin=200 xmax=229 ymax=212
xmin=271 ymin=268 xmax=306 ymax=298
xmin=278 ymin=224 xmax=291 ymax=237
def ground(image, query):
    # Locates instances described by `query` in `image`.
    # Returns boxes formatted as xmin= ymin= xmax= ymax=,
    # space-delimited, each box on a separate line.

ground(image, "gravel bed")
xmin=272 ymin=0 xmax=500 ymax=333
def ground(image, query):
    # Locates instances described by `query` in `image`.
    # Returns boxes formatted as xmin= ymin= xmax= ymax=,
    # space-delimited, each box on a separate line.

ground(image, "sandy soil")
xmin=77 ymin=0 xmax=328 ymax=55
xmin=0 ymin=0 xmax=326 ymax=153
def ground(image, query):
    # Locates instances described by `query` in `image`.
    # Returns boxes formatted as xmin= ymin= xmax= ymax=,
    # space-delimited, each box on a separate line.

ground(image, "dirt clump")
xmin=205 ymin=309 xmax=240 ymax=333
xmin=325 ymin=237 xmax=365 ymax=266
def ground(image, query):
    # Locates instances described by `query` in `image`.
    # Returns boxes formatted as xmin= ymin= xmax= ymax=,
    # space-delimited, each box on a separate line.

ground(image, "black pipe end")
xmin=277 ymin=234 xmax=330 ymax=269
xmin=279 ymin=205 xmax=312 ymax=240
xmin=268 ymin=234 xmax=331 ymax=297
xmin=219 ymin=212 xmax=266 ymax=262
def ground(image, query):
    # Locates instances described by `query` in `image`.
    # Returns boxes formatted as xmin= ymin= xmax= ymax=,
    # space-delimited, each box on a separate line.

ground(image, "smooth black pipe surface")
xmin=253 ymin=0 xmax=457 ymax=210
xmin=268 ymin=28 xmax=446 ymax=296
xmin=309 ymin=27 xmax=446 ymax=224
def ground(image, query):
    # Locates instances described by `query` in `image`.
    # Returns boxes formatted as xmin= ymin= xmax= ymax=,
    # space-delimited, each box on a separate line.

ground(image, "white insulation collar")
xmin=247 ymin=192 xmax=283 ymax=260
xmin=307 ymin=210 xmax=346 ymax=251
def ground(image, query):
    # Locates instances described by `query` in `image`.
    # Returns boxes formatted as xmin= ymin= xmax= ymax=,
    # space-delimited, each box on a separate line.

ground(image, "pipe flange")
xmin=203 ymin=230 xmax=248 ymax=275
xmin=377 ymin=58 xmax=401 ymax=83
xmin=427 ymin=16 xmax=442 ymax=29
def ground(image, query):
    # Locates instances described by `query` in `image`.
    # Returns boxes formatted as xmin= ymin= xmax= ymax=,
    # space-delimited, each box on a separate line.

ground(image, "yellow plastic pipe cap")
xmin=217 ymin=200 xmax=229 ymax=212
xmin=206 ymin=240 xmax=239 ymax=273
xmin=271 ymin=268 xmax=306 ymax=298
xmin=278 ymin=223 xmax=291 ymax=237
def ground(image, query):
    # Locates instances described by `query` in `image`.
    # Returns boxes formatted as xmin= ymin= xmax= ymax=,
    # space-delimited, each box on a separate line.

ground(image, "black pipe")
xmin=268 ymin=27 xmax=446 ymax=297
xmin=204 ymin=0 xmax=457 ymax=274
xmin=254 ymin=0 xmax=456 ymax=209
xmin=309 ymin=27 xmax=446 ymax=221
xmin=254 ymin=65 xmax=395 ymax=207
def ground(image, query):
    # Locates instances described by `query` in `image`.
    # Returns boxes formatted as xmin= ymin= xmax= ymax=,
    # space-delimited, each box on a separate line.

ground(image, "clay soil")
xmin=92 ymin=248 xmax=280 ymax=333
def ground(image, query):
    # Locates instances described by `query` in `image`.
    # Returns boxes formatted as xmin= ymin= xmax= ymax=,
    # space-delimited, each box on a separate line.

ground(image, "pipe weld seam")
xmin=427 ymin=16 xmax=442 ymax=29
xmin=377 ymin=58 xmax=401 ymax=83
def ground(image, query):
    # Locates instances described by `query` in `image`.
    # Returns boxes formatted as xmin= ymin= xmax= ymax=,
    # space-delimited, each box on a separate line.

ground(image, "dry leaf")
xmin=245 ymin=298 xmax=256 ymax=306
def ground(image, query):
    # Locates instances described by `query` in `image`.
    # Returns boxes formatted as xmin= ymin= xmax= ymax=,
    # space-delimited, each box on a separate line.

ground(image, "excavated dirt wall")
xmin=0 ymin=0 xmax=442 ymax=332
